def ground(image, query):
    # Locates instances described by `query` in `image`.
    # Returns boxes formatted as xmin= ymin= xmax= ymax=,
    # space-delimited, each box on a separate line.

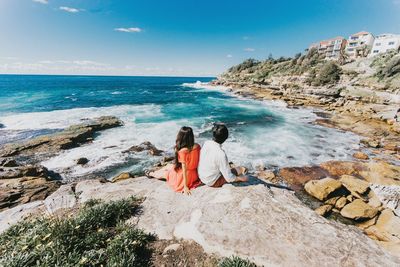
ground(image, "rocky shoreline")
xmin=210 ymin=77 xmax=400 ymax=257
xmin=0 ymin=86 xmax=399 ymax=264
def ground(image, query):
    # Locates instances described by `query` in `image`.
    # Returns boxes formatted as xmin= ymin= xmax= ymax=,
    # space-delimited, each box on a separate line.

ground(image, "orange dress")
xmin=166 ymin=145 xmax=202 ymax=192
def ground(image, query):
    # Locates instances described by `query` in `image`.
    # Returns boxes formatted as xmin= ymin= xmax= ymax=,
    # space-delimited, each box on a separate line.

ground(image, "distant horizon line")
xmin=0 ymin=73 xmax=217 ymax=79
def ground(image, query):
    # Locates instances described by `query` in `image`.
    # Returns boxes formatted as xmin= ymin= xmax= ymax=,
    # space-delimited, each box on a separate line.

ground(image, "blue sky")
xmin=0 ymin=0 xmax=400 ymax=76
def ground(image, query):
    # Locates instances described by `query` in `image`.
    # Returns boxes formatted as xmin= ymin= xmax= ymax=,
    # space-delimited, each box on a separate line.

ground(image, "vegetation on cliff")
xmin=221 ymin=48 xmax=400 ymax=91
xmin=222 ymin=48 xmax=342 ymax=86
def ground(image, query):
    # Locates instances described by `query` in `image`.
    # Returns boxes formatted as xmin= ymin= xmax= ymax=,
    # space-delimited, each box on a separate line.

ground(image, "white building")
xmin=369 ymin=33 xmax=400 ymax=57
xmin=345 ymin=31 xmax=375 ymax=59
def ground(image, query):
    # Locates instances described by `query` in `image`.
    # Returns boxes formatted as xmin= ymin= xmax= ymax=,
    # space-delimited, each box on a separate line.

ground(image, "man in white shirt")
xmin=198 ymin=124 xmax=248 ymax=187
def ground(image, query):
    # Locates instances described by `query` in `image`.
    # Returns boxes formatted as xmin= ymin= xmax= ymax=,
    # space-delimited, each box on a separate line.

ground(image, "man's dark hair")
xmin=212 ymin=123 xmax=229 ymax=144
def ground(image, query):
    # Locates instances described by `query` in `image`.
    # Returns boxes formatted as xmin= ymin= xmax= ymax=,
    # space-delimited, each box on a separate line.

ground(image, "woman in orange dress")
xmin=165 ymin=126 xmax=202 ymax=194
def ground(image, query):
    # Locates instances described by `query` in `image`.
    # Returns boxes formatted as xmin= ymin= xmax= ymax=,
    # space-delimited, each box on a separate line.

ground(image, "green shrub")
xmin=312 ymin=61 xmax=341 ymax=86
xmin=378 ymin=56 xmax=400 ymax=78
xmin=0 ymin=198 xmax=155 ymax=267
xmin=228 ymin=59 xmax=260 ymax=73
xmin=219 ymin=256 xmax=258 ymax=267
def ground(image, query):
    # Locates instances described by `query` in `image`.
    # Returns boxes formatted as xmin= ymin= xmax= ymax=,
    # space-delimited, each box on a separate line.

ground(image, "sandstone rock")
xmin=356 ymin=216 xmax=378 ymax=230
xmin=0 ymin=176 xmax=61 ymax=211
xmin=325 ymin=196 xmax=340 ymax=206
xmin=321 ymin=161 xmax=400 ymax=186
xmin=368 ymin=190 xmax=383 ymax=208
xmin=320 ymin=161 xmax=364 ymax=177
xmin=58 ymin=177 xmax=400 ymax=266
xmin=0 ymin=158 xmax=18 ymax=167
xmin=353 ymin=151 xmax=369 ymax=160
xmin=0 ymin=116 xmax=123 ymax=159
xmin=111 ymin=172 xmax=134 ymax=183
xmin=0 ymin=165 xmax=51 ymax=179
xmin=278 ymin=166 xmax=328 ymax=187
xmin=257 ymin=170 xmax=277 ymax=183
xmin=123 ymin=141 xmax=163 ymax=156
xmin=76 ymin=157 xmax=89 ymax=165
xmin=44 ymin=184 xmax=77 ymax=214
xmin=383 ymin=143 xmax=400 ymax=152
xmin=339 ymin=175 xmax=370 ymax=195
xmin=304 ymin=178 xmax=342 ymax=201
xmin=340 ymin=199 xmax=379 ymax=220
xmin=315 ymin=204 xmax=333 ymax=217
xmin=374 ymin=209 xmax=400 ymax=242
xmin=335 ymin=197 xmax=348 ymax=209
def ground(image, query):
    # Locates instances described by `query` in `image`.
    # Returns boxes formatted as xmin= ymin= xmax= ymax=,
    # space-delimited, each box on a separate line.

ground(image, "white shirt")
xmin=198 ymin=140 xmax=236 ymax=186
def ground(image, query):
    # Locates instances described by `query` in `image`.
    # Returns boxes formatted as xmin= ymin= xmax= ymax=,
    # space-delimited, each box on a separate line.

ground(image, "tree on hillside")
xmin=228 ymin=58 xmax=260 ymax=73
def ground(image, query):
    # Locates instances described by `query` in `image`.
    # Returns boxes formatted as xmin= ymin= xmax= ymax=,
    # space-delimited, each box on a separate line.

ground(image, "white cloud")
xmin=59 ymin=6 xmax=80 ymax=13
xmin=226 ymin=54 xmax=233 ymax=58
xmin=114 ymin=27 xmax=142 ymax=33
xmin=33 ymin=0 xmax=48 ymax=4
xmin=244 ymin=48 xmax=255 ymax=52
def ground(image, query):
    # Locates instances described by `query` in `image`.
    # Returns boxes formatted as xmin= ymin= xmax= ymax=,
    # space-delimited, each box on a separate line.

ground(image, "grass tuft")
xmin=0 ymin=197 xmax=155 ymax=267
xmin=219 ymin=256 xmax=258 ymax=267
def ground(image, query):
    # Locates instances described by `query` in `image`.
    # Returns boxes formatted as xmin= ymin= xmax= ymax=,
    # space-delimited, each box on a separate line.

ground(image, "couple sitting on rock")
xmin=149 ymin=124 xmax=248 ymax=195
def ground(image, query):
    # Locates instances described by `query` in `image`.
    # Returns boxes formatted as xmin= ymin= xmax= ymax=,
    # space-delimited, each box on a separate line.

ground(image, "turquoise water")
xmin=0 ymin=75 xmax=359 ymax=179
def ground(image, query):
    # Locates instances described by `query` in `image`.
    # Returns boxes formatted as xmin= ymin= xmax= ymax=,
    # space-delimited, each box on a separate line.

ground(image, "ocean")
xmin=0 ymin=75 xmax=360 ymax=180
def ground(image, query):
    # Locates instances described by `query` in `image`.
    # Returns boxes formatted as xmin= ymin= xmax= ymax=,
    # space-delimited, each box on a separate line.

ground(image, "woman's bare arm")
xmin=182 ymin=163 xmax=191 ymax=195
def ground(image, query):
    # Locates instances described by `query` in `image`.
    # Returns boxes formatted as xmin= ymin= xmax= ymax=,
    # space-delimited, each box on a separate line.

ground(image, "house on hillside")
xmin=345 ymin=31 xmax=375 ymax=59
xmin=369 ymin=33 xmax=400 ymax=57
xmin=307 ymin=37 xmax=347 ymax=61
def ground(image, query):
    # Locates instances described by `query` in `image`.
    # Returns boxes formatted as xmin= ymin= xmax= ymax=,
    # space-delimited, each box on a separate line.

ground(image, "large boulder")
xmin=1 ymin=177 xmax=400 ymax=265
xmin=304 ymin=177 xmax=342 ymax=201
xmin=353 ymin=151 xmax=369 ymax=160
xmin=340 ymin=199 xmax=379 ymax=221
xmin=339 ymin=175 xmax=370 ymax=195
xmin=123 ymin=141 xmax=163 ymax=156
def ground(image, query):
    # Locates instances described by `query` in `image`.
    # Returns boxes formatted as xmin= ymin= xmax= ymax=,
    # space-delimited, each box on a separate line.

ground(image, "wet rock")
xmin=278 ymin=166 xmax=328 ymax=187
xmin=111 ymin=172 xmax=134 ymax=183
xmin=0 ymin=123 xmax=4 ymax=129
xmin=315 ymin=204 xmax=333 ymax=217
xmin=76 ymin=157 xmax=89 ymax=165
xmin=353 ymin=151 xmax=369 ymax=160
xmin=0 ymin=165 xmax=51 ymax=179
xmin=0 ymin=158 xmax=18 ymax=167
xmin=123 ymin=141 xmax=163 ymax=156
xmin=304 ymin=178 xmax=342 ymax=201
xmin=0 ymin=116 xmax=123 ymax=159
xmin=339 ymin=175 xmax=370 ymax=196
xmin=340 ymin=199 xmax=379 ymax=221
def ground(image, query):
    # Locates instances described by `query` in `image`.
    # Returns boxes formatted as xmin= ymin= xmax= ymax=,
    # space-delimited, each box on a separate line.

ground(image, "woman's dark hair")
xmin=212 ymin=123 xmax=228 ymax=144
xmin=174 ymin=126 xmax=195 ymax=170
